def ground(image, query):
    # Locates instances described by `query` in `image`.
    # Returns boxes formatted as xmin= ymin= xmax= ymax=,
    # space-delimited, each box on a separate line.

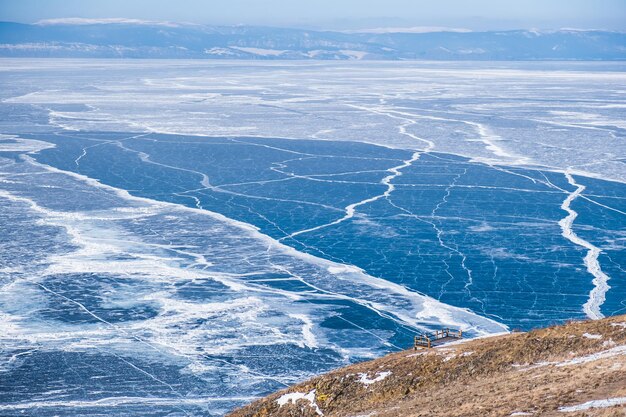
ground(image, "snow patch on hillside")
xmin=276 ymin=389 xmax=323 ymax=415
xmin=231 ymin=47 xmax=287 ymax=56
xmin=559 ymin=396 xmax=626 ymax=412
xmin=357 ymin=371 xmax=392 ymax=385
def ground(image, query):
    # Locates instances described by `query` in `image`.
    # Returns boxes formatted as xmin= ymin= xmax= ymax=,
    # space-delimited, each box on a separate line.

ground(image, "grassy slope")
xmin=228 ymin=315 xmax=626 ymax=417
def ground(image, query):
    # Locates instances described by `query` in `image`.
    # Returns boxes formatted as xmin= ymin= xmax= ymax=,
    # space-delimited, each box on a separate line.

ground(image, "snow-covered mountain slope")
xmin=0 ymin=21 xmax=624 ymax=60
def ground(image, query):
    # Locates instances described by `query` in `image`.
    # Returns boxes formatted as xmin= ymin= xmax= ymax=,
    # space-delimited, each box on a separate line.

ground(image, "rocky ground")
xmin=227 ymin=315 xmax=626 ymax=417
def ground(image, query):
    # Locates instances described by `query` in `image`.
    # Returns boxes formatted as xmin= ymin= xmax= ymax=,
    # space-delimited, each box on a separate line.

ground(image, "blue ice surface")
xmin=27 ymin=131 xmax=626 ymax=329
xmin=0 ymin=60 xmax=624 ymax=417
xmin=0 ymin=129 xmax=624 ymax=417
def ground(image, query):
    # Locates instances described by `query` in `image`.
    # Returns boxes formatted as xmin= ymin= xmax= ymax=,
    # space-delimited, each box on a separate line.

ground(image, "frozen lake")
xmin=0 ymin=60 xmax=625 ymax=416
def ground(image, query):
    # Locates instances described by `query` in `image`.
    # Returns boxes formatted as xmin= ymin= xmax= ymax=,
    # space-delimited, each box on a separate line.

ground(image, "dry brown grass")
xmin=227 ymin=315 xmax=626 ymax=417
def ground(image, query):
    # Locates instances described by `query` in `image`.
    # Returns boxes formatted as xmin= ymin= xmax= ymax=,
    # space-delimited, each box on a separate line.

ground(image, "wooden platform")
xmin=414 ymin=328 xmax=462 ymax=349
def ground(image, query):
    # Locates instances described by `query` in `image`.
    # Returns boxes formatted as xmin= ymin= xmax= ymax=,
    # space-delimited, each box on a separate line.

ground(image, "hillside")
xmin=228 ymin=315 xmax=626 ymax=417
xmin=1 ymin=21 xmax=625 ymax=60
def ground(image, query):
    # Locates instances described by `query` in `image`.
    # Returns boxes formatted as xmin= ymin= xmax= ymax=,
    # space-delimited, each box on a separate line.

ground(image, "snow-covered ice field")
xmin=0 ymin=59 xmax=624 ymax=416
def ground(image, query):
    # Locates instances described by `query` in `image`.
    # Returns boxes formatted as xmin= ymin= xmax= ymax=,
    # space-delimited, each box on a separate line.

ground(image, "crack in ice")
xmin=283 ymin=150 xmax=422 ymax=239
xmin=283 ymin=104 xmax=434 ymax=240
xmin=558 ymin=172 xmax=611 ymax=319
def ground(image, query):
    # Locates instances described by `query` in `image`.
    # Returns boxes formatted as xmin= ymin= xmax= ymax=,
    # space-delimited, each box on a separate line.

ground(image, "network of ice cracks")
xmin=0 ymin=60 xmax=624 ymax=416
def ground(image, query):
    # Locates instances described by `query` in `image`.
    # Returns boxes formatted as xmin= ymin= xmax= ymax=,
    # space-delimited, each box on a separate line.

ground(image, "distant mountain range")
xmin=1 ymin=20 xmax=625 ymax=60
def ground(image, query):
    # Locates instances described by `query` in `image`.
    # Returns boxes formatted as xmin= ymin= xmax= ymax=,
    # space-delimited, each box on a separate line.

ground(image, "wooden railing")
xmin=414 ymin=328 xmax=462 ymax=349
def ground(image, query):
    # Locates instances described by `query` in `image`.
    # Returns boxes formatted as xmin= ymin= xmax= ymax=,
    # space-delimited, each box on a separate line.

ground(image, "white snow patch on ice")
xmin=0 ymin=396 xmax=249 ymax=410
xmin=327 ymin=265 xmax=364 ymax=275
xmin=468 ymin=223 xmax=495 ymax=232
xmin=0 ymin=136 xmax=55 ymax=152
xmin=288 ymin=313 xmax=318 ymax=349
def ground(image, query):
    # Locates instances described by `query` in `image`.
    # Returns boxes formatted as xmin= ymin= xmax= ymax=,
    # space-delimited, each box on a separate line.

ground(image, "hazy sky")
xmin=1 ymin=0 xmax=625 ymax=30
